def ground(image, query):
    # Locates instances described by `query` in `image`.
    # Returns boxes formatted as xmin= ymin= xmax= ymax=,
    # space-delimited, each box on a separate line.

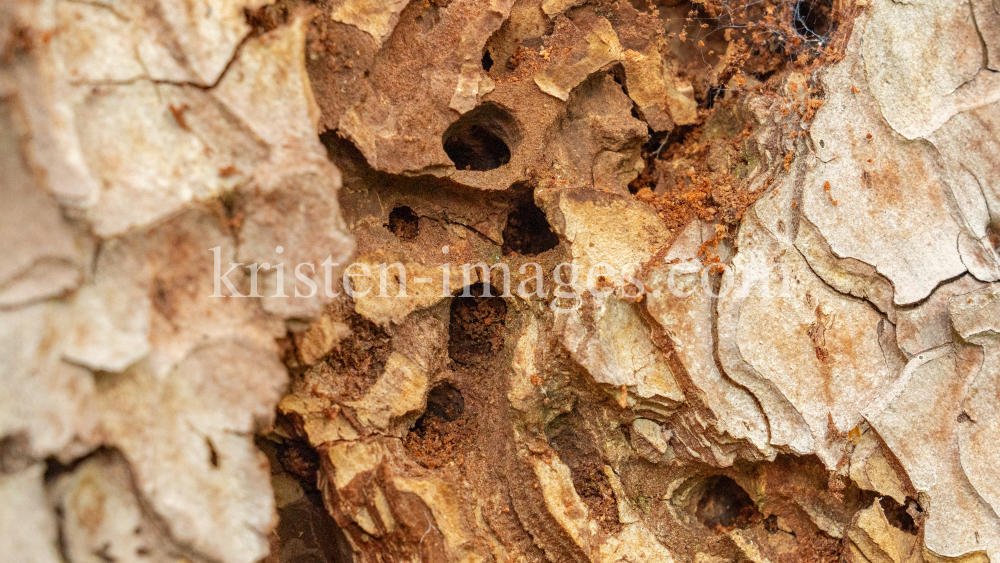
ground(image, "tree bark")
xmin=2 ymin=0 xmax=999 ymax=563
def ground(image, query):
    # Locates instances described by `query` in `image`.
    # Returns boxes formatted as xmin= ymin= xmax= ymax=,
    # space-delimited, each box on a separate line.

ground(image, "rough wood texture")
xmin=2 ymin=0 xmax=999 ymax=562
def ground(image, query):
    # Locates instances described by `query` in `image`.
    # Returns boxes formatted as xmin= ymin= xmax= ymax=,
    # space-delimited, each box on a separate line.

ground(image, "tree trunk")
xmin=2 ymin=0 xmax=999 ymax=562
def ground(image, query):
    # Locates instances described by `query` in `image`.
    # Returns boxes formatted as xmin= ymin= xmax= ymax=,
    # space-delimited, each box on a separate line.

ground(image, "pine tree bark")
xmin=2 ymin=0 xmax=999 ymax=562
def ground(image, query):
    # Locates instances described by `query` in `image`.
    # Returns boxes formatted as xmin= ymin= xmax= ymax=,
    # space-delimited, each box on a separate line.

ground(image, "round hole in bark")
xmin=763 ymin=514 xmax=779 ymax=534
xmin=794 ymin=0 xmax=832 ymax=41
xmin=423 ymin=382 xmax=465 ymax=422
xmin=502 ymin=200 xmax=559 ymax=256
xmin=388 ymin=206 xmax=419 ymax=240
xmin=448 ymin=283 xmax=507 ymax=364
xmin=406 ymin=381 xmax=470 ymax=469
xmin=442 ymin=103 xmax=520 ymax=171
xmin=695 ymin=475 xmax=760 ymax=530
xmin=325 ymin=313 xmax=393 ymax=401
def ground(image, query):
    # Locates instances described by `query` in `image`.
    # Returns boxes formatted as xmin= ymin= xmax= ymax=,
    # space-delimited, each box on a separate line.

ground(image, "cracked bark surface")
xmin=2 ymin=0 xmax=1000 ymax=562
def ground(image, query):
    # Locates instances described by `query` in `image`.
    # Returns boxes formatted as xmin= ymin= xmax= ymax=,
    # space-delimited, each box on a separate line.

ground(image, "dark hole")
xmin=608 ymin=64 xmax=628 ymax=95
xmin=442 ymin=103 xmax=519 ymax=171
xmin=641 ymin=123 xmax=698 ymax=162
xmin=274 ymin=434 xmax=321 ymax=483
xmin=0 ymin=432 xmax=32 ymax=474
xmin=323 ymin=312 xmax=392 ymax=401
xmin=244 ymin=4 xmax=291 ymax=36
xmin=706 ymin=86 xmax=723 ymax=109
xmin=763 ymin=514 xmax=779 ymax=534
xmin=448 ymin=283 xmax=507 ymax=364
xmin=206 ymin=436 xmax=219 ymax=468
xmin=502 ymin=200 xmax=559 ymax=256
xmin=220 ymin=190 xmax=241 ymax=220
xmin=627 ymin=176 xmax=643 ymax=195
xmin=388 ymin=206 xmax=419 ymax=240
xmin=881 ymin=497 xmax=919 ymax=534
xmin=270 ymin=465 xmax=354 ymax=563
xmin=256 ymin=430 xmax=354 ymax=562
xmin=482 ymin=49 xmax=494 ymax=71
xmin=406 ymin=381 xmax=469 ymax=469
xmin=753 ymin=69 xmax=779 ymax=84
xmin=424 ymin=382 xmax=465 ymax=422
xmin=444 ymin=125 xmax=511 ymax=171
xmin=794 ymin=0 xmax=832 ymax=41
xmin=696 ymin=475 xmax=760 ymax=531
xmin=631 ymin=105 xmax=642 ymax=121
